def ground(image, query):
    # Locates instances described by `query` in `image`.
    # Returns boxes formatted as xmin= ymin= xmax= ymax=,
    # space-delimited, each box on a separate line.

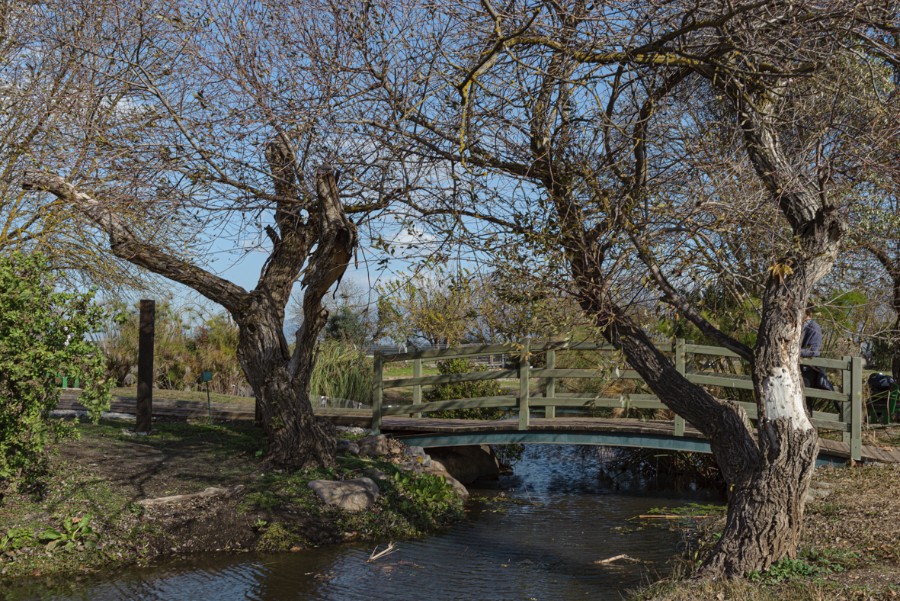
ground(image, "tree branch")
xmin=21 ymin=171 xmax=248 ymax=313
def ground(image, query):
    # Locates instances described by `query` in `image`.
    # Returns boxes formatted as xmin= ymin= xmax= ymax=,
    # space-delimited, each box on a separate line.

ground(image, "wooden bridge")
xmin=368 ymin=339 xmax=889 ymax=465
xmin=57 ymin=339 xmax=900 ymax=464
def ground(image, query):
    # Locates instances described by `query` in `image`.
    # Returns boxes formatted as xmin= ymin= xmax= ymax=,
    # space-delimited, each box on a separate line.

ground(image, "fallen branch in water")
xmin=594 ymin=554 xmax=637 ymax=565
xmin=367 ymin=542 xmax=397 ymax=562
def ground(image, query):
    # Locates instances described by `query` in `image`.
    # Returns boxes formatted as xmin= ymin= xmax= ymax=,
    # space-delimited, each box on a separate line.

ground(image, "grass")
xmin=111 ymin=386 xmax=254 ymax=406
xmin=382 ymin=361 xmax=442 ymax=379
xmin=628 ymin=463 xmax=900 ymax=601
xmin=0 ymin=416 xmax=464 ymax=586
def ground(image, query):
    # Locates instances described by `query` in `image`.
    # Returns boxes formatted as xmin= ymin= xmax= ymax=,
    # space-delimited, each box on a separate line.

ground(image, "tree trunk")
xmin=20 ymin=165 xmax=355 ymax=471
xmin=235 ymin=292 xmax=336 ymax=470
xmin=700 ymin=420 xmax=817 ymax=576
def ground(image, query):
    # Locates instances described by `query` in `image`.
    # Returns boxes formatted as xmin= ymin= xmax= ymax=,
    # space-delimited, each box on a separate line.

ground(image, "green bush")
xmin=0 ymin=253 xmax=110 ymax=496
xmin=427 ymin=358 xmax=504 ymax=419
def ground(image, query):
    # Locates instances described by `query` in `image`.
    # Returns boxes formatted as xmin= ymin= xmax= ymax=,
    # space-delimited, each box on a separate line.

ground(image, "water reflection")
xmin=11 ymin=445 xmax=723 ymax=601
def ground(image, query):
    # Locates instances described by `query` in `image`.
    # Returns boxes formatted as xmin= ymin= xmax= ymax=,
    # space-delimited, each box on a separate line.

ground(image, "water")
xmin=10 ymin=446 xmax=720 ymax=601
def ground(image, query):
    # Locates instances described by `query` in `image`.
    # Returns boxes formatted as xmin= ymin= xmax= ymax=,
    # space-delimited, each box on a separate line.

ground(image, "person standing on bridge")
xmin=800 ymin=306 xmax=834 ymax=412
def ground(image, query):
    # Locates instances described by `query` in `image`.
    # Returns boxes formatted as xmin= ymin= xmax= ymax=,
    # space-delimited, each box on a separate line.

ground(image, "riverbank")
xmin=0 ymin=418 xmax=465 ymax=588
xmin=631 ymin=456 xmax=900 ymax=600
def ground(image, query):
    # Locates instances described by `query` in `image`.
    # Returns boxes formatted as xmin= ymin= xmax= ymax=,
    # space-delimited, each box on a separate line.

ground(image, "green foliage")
xmin=426 ymin=358 xmax=504 ymax=419
xmin=100 ymin=302 xmax=246 ymax=394
xmin=0 ymin=527 xmax=34 ymax=552
xmin=0 ymin=253 xmax=110 ymax=494
xmin=242 ymin=453 xmax=463 ymax=542
xmin=324 ymin=304 xmax=370 ymax=347
xmin=309 ymin=340 xmax=373 ymax=405
xmin=377 ymin=269 xmax=478 ymax=346
xmin=38 ymin=514 xmax=96 ymax=551
xmin=386 ymin=470 xmax=461 ymax=527
xmin=656 ymin=283 xmax=760 ymax=349
xmin=748 ymin=556 xmax=839 ymax=584
xmin=255 ymin=521 xmax=307 ymax=552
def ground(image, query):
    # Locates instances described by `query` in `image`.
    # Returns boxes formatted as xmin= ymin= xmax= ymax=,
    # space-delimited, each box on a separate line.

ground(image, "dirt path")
xmin=58 ymin=421 xmax=262 ymax=502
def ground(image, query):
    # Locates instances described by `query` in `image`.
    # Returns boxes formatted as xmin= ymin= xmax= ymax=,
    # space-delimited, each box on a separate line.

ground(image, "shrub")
xmin=0 ymin=253 xmax=110 ymax=496
xmin=427 ymin=358 xmax=504 ymax=419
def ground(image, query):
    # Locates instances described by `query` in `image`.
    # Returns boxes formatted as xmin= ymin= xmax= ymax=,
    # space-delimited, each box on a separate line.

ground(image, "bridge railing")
xmin=372 ymin=339 xmax=863 ymax=461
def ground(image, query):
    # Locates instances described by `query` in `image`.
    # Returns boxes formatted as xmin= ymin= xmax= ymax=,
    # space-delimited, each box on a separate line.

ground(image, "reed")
xmin=309 ymin=341 xmax=373 ymax=406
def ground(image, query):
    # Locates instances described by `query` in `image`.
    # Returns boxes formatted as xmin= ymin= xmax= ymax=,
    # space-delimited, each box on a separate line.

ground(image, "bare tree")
xmin=349 ymin=0 xmax=897 ymax=576
xmin=0 ymin=0 xmax=143 ymax=289
xmin=18 ymin=0 xmax=402 ymax=469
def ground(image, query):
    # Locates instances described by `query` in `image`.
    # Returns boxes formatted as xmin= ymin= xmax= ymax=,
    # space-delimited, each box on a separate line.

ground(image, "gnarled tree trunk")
xmin=23 ymin=154 xmax=357 ymax=471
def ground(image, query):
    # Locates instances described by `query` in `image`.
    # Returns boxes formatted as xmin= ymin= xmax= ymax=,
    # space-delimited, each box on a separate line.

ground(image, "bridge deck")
xmin=378 ymin=416 xmax=900 ymax=464
xmin=56 ymin=395 xmax=900 ymax=464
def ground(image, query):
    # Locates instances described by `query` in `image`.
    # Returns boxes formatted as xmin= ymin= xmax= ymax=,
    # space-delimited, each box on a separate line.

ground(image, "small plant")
xmin=748 ymin=557 xmax=828 ymax=584
xmin=0 ymin=527 xmax=35 ymax=552
xmin=38 ymin=514 xmax=97 ymax=551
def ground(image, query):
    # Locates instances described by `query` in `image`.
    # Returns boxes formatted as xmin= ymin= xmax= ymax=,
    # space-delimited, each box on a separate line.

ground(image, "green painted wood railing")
xmin=371 ymin=339 xmax=864 ymax=461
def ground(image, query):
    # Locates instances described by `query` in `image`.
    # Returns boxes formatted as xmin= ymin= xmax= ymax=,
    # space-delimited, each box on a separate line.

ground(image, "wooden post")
xmin=545 ymin=349 xmax=556 ymax=419
xmin=850 ymin=355 xmax=862 ymax=462
xmin=673 ymin=338 xmax=686 ymax=437
xmin=841 ymin=356 xmax=851 ymax=444
xmin=518 ymin=339 xmax=530 ymax=430
xmin=372 ymin=352 xmax=384 ymax=434
xmin=413 ymin=358 xmax=422 ymax=418
xmin=136 ymin=299 xmax=155 ymax=434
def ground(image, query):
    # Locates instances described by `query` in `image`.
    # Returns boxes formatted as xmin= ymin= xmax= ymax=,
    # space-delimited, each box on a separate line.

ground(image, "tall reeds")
xmin=309 ymin=341 xmax=373 ymax=406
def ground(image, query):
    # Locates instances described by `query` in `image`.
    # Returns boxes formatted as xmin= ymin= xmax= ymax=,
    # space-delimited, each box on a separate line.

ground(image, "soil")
xmin=55 ymin=422 xmax=265 ymax=556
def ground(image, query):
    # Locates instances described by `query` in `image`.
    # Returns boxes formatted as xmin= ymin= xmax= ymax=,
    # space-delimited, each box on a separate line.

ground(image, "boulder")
xmin=357 ymin=434 xmax=392 ymax=458
xmin=308 ymin=478 xmax=380 ymax=513
xmin=425 ymin=445 xmax=500 ymax=484
xmin=337 ymin=439 xmax=360 ymax=456
xmin=423 ymin=460 xmax=469 ymax=499
xmin=404 ymin=445 xmax=432 ymax=467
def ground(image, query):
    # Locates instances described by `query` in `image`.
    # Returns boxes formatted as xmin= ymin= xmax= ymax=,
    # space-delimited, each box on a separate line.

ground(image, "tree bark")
xmin=235 ymin=292 xmax=336 ymax=470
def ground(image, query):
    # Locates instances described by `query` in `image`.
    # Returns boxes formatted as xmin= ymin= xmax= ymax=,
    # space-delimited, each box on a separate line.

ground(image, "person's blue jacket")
xmin=800 ymin=319 xmax=823 ymax=358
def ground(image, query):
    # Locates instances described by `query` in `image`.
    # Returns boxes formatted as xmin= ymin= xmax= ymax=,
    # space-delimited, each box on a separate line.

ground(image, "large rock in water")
xmin=308 ymin=478 xmax=380 ymax=512
xmin=425 ymin=445 xmax=500 ymax=485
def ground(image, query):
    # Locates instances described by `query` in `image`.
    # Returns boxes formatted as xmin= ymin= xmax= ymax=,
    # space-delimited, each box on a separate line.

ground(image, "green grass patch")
xmin=110 ymin=387 xmax=254 ymax=406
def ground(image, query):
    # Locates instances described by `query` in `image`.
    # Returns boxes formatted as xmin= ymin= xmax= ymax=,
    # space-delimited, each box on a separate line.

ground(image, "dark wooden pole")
xmin=136 ymin=299 xmax=155 ymax=434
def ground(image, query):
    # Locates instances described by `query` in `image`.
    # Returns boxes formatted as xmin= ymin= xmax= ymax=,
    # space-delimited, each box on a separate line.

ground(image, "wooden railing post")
xmin=413 ymin=358 xmax=422 ymax=418
xmin=841 ymin=356 xmax=851 ymax=444
xmin=850 ymin=355 xmax=862 ymax=462
xmin=518 ymin=339 xmax=530 ymax=430
xmin=544 ymin=349 xmax=556 ymax=419
xmin=372 ymin=352 xmax=384 ymax=434
xmin=673 ymin=338 xmax=686 ymax=437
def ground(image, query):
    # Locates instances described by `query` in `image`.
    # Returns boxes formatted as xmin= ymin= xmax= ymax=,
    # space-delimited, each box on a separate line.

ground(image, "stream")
xmin=10 ymin=445 xmax=722 ymax=601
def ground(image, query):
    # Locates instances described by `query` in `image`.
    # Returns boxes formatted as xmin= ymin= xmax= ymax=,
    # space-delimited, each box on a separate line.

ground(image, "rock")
xmin=423 ymin=462 xmax=469 ymax=500
xmin=337 ymin=439 xmax=360 ymax=456
xmin=425 ymin=445 xmax=500 ymax=484
xmin=337 ymin=426 xmax=368 ymax=436
xmin=404 ymin=445 xmax=431 ymax=467
xmin=805 ymin=481 xmax=836 ymax=503
xmin=357 ymin=435 xmax=391 ymax=458
xmin=308 ymin=478 xmax=380 ymax=512
xmin=363 ymin=467 xmax=389 ymax=481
